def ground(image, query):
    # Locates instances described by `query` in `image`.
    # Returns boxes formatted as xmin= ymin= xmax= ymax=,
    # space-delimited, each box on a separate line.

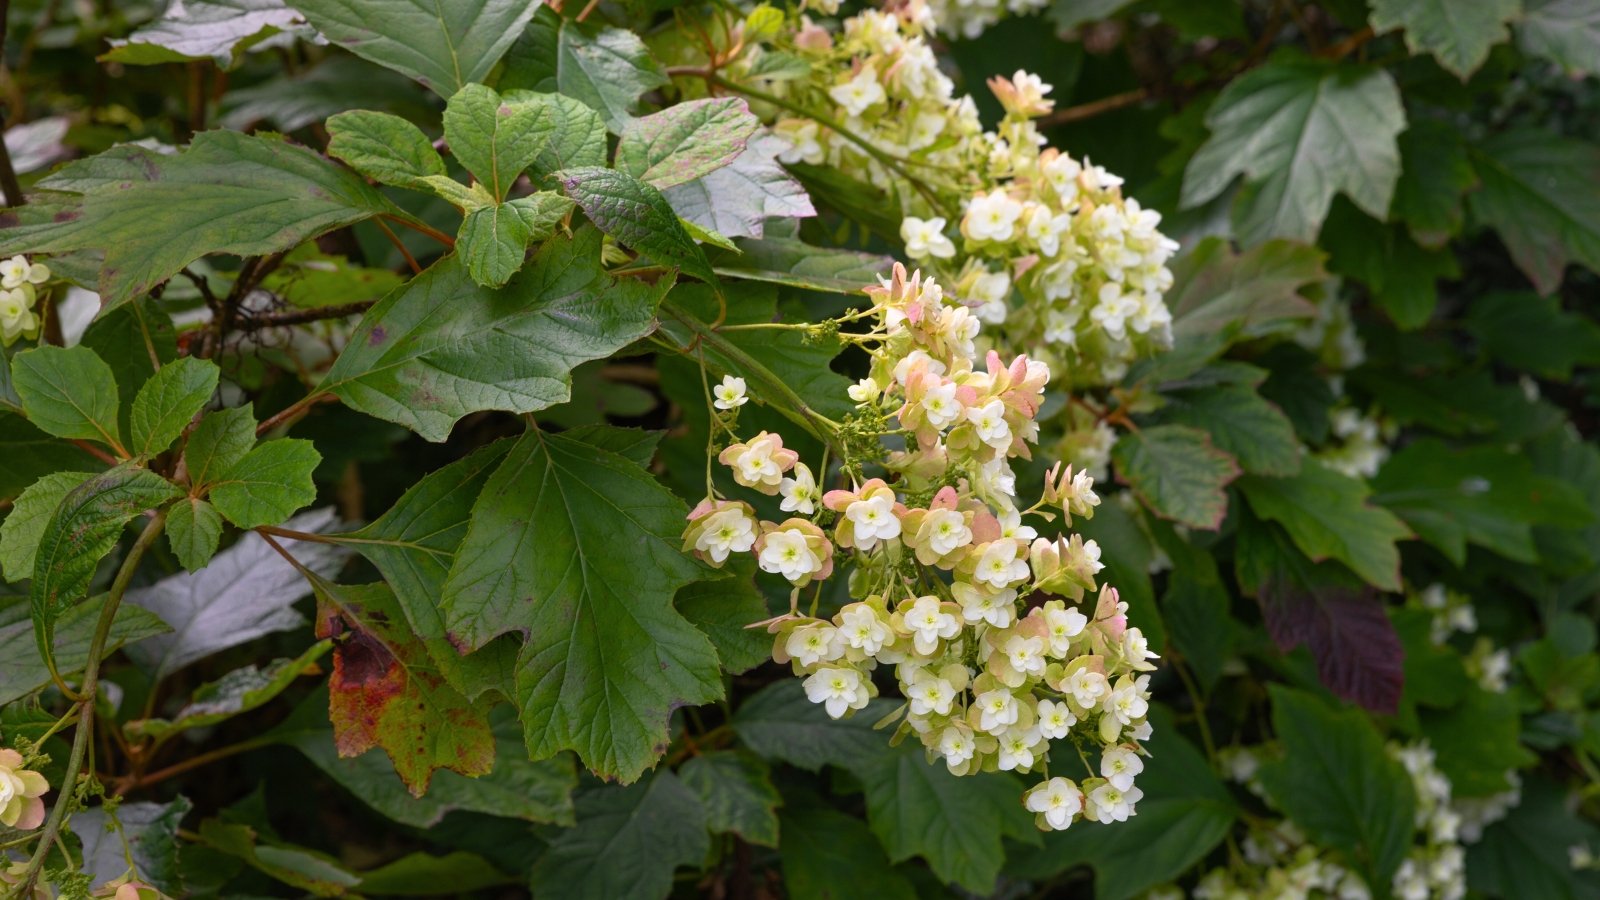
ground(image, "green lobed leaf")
xmin=313 ymin=580 xmax=495 ymax=796
xmin=1321 ymin=201 xmax=1459 ymax=330
xmin=289 ymin=0 xmax=538 ymax=97
xmin=1419 ymin=687 xmax=1536 ymax=797
xmin=127 ymin=641 xmax=331 ymax=743
xmin=1152 ymin=382 xmax=1301 ymax=477
xmin=1112 ymin=423 xmax=1240 ymax=530
xmin=709 ymin=234 xmax=891 ymax=294
xmin=780 ymin=800 xmax=917 ymax=900
xmin=1259 ymin=686 xmax=1416 ymax=890
xmin=1517 ymin=0 xmax=1600 ymax=78
xmin=1370 ymin=439 xmax=1592 ymax=566
xmin=0 ymin=593 xmax=170 ymax=706
xmin=129 ymin=357 xmax=220 ymax=459
xmin=678 ymin=750 xmax=782 ymax=847
xmin=102 ymin=0 xmax=308 ymax=67
xmin=208 ymin=438 xmax=321 ymax=529
xmin=1157 ymin=538 xmax=1234 ymax=691
xmin=616 ymin=98 xmax=760 ymax=190
xmin=1466 ymin=776 xmax=1600 ymax=899
xmin=1369 ymin=0 xmax=1518 ymax=78
xmin=1464 ymin=291 xmax=1600 ymax=380
xmin=514 ymin=92 xmax=609 ymax=187
xmin=732 ymin=679 xmax=895 ymax=772
xmin=165 ymin=497 xmax=224 ymax=572
xmin=338 ymin=439 xmax=517 ymax=699
xmin=10 ymin=345 xmax=123 ymax=449
xmin=0 ymin=130 xmax=400 ymax=312
xmin=554 ymin=166 xmax=718 ymax=284
xmin=1389 ymin=119 xmax=1477 ymax=248
xmin=1238 ymin=463 xmax=1411 ymax=592
xmin=30 ymin=464 xmax=181 ymax=655
xmin=500 ymin=7 xmax=669 ymax=132
xmin=80 ymin=296 xmax=179 ymax=440
xmin=443 ymin=84 xmax=556 ymax=201
xmin=184 ymin=406 xmax=258 ymax=492
xmin=1468 ymin=128 xmax=1600 ymax=295
xmin=675 ymin=567 xmax=773 ymax=676
xmin=858 ymin=745 xmax=1037 ymax=894
xmin=326 ymin=109 xmax=447 ymax=191
xmin=322 ymin=230 xmax=666 ymax=442
xmin=1181 ymin=60 xmax=1406 ymax=244
xmin=0 ymin=471 xmax=95 ymax=582
xmin=457 ymin=192 xmax=575 ymax=288
xmin=527 ymin=772 xmax=710 ymax=900
xmin=442 ymin=428 xmax=723 ymax=781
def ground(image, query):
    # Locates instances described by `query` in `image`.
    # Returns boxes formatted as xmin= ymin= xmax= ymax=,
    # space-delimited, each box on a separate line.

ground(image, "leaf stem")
xmin=683 ymin=70 xmax=955 ymax=218
xmin=380 ymin=213 xmax=455 ymax=249
xmin=255 ymin=391 xmax=331 ymax=437
xmin=374 ymin=217 xmax=423 ymax=275
xmin=117 ymin=736 xmax=275 ymax=795
xmin=659 ymin=299 xmax=844 ymax=451
xmin=17 ymin=511 xmax=168 ymax=896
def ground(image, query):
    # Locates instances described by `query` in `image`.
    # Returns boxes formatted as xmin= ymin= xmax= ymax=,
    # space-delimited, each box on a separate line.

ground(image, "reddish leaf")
xmin=313 ymin=580 xmax=495 ymax=795
xmin=1259 ymin=579 xmax=1403 ymax=714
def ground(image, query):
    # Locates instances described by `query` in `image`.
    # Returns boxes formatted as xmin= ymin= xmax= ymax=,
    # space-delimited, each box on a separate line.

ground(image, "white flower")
xmin=1089 ymin=283 xmax=1141 ymax=341
xmin=775 ymin=119 xmax=825 ymax=165
xmin=939 ymin=725 xmax=976 ymax=768
xmin=996 ymin=504 xmax=1037 ymax=542
xmin=973 ymin=540 xmax=1028 ymax=590
xmin=779 ymin=463 xmax=818 ymax=515
xmin=1129 ymin=720 xmax=1153 ymax=741
xmin=953 ymin=581 xmax=1016 ymax=628
xmin=0 ymin=289 xmax=39 ymax=343
xmin=1025 ymin=777 xmax=1082 ymax=830
xmin=1003 ymin=634 xmax=1046 ymax=679
xmin=964 ymin=188 xmax=1023 ymax=242
xmin=1100 ymin=746 xmax=1144 ymax=791
xmin=786 ymin=623 xmax=844 ymax=667
xmin=908 ymin=111 xmax=946 ymax=150
xmin=1043 ymin=154 xmax=1082 ymax=204
xmin=920 ymin=381 xmax=964 ymax=430
xmin=1065 ymin=668 xmax=1108 ymax=708
xmin=1086 ymin=783 xmax=1142 ymax=823
xmin=923 ymin=508 xmax=973 ymax=557
xmin=969 ymin=270 xmax=1011 ymax=324
xmin=1043 ymin=306 xmax=1080 ymax=345
xmin=695 ymin=507 xmax=756 ymax=563
xmin=997 ymin=724 xmax=1042 ymax=770
xmin=759 ymin=529 xmax=825 ymax=582
xmin=713 ymin=374 xmax=748 ymax=410
xmin=965 ymin=399 xmax=1012 ymax=450
xmin=0 ymin=255 xmax=47 ymax=289
xmin=839 ymin=603 xmax=890 ymax=655
xmin=846 ymin=494 xmax=902 ymax=548
xmin=829 ymin=66 xmax=886 ymax=117
xmin=904 ymin=595 xmax=959 ymax=654
xmin=1043 ymin=606 xmax=1087 ymax=657
xmin=901 ymin=216 xmax=956 ymax=259
xmin=1024 ymin=203 xmax=1072 ymax=257
xmin=847 ymin=377 xmax=882 ymax=403
xmin=1107 ymin=677 xmax=1150 ymax=725
xmin=906 ymin=669 xmax=956 ymax=716
xmin=1123 ymin=627 xmax=1159 ymax=665
xmin=804 ymin=666 xmax=870 ymax=718
xmin=727 ymin=435 xmax=789 ymax=491
xmin=975 ymin=688 xmax=1019 ymax=734
xmin=1037 ymin=698 xmax=1076 ymax=739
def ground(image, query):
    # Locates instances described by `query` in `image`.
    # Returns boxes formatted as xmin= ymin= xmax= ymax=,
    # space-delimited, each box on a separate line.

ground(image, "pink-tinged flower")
xmin=681 ymin=499 xmax=758 ymax=566
xmin=822 ymin=479 xmax=906 ymax=550
xmin=0 ymin=749 xmax=48 ymax=830
xmin=754 ymin=518 xmax=835 ymax=586
xmin=718 ymin=431 xmax=799 ymax=494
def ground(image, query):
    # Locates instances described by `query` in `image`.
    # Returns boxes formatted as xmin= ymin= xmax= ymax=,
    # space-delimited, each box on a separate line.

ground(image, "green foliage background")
xmin=0 ymin=0 xmax=1598 ymax=898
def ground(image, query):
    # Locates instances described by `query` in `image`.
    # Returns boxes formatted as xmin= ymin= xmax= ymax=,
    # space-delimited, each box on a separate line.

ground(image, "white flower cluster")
xmin=922 ymin=0 xmax=1049 ymax=39
xmin=737 ymin=5 xmax=1178 ymax=387
xmin=683 ymin=263 xmax=1158 ymax=830
xmin=1316 ymin=407 xmax=1393 ymax=479
xmin=1180 ymin=742 xmax=1521 ymax=900
xmin=1295 ymin=293 xmax=1366 ymax=375
xmin=0 ymin=254 xmax=50 ymax=346
xmin=1411 ymin=583 xmax=1512 ymax=693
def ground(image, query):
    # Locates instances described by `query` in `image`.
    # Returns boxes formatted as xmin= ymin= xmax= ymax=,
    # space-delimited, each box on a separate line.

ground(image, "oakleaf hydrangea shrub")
xmin=0 ymin=0 xmax=1596 ymax=898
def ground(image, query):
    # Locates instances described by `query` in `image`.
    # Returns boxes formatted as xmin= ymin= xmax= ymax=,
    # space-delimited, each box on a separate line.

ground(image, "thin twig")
xmin=255 ymin=391 xmax=332 ymax=437
xmin=381 ymin=213 xmax=454 ymax=249
xmin=374 ymin=218 xmax=423 ymax=274
xmin=1039 ymin=88 xmax=1150 ymax=128
xmin=246 ymin=299 xmax=375 ymax=327
xmin=18 ymin=513 xmax=168 ymax=894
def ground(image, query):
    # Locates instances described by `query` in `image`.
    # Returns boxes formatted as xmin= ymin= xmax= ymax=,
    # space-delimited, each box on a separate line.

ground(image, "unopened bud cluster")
xmin=683 ymin=263 xmax=1158 ymax=829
